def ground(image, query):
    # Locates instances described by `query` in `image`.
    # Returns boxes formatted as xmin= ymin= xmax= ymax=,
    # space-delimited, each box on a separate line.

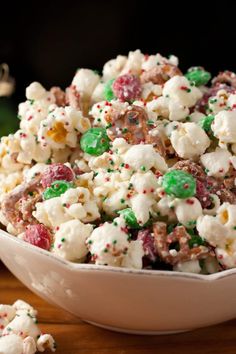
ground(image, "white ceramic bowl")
xmin=1 ymin=229 xmax=236 ymax=335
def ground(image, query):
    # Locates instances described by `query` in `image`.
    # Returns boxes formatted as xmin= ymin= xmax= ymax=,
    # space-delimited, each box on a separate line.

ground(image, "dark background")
xmin=1 ymin=0 xmax=236 ymax=106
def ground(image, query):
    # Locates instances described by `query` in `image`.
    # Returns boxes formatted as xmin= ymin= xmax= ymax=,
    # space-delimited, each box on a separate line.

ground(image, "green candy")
xmin=118 ymin=208 xmax=140 ymax=228
xmin=43 ymin=180 xmax=75 ymax=200
xmin=185 ymin=67 xmax=211 ymax=86
xmin=80 ymin=127 xmax=110 ymax=156
xmin=199 ymin=115 xmax=214 ymax=133
xmin=162 ymin=170 xmax=196 ymax=199
xmin=104 ymin=79 xmax=115 ymax=101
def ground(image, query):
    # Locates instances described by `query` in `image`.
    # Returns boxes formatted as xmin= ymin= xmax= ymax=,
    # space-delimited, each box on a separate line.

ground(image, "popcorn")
xmin=130 ymin=194 xmax=154 ymax=225
xmin=86 ymin=221 xmax=130 ymax=266
xmin=38 ymin=107 xmax=91 ymax=150
xmin=197 ymin=215 xmax=227 ymax=249
xmin=72 ymin=69 xmax=100 ymax=97
xmin=173 ymin=197 xmax=202 ymax=228
xmin=0 ymin=300 xmax=56 ymax=353
xmin=103 ymin=55 xmax=127 ymax=81
xmin=123 ymin=144 xmax=167 ymax=172
xmin=89 ymin=100 xmax=128 ymax=127
xmin=53 ymin=219 xmax=93 ymax=261
xmin=121 ymin=240 xmax=144 ymax=269
xmin=130 ymin=171 xmax=158 ymax=194
xmin=163 ymin=76 xmax=202 ymax=108
xmin=170 ymin=122 xmax=210 ymax=159
xmin=33 ymin=186 xmax=100 ymax=228
xmin=212 ymin=110 xmax=236 ymax=144
xmin=146 ymin=96 xmax=189 ymax=121
xmin=120 ymin=49 xmax=143 ymax=76
xmin=200 ymin=148 xmax=232 ymax=178
xmin=173 ymin=260 xmax=201 ymax=274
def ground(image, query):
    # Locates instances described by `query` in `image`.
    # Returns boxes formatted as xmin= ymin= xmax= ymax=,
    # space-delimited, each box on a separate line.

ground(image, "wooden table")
xmin=1 ymin=262 xmax=236 ymax=354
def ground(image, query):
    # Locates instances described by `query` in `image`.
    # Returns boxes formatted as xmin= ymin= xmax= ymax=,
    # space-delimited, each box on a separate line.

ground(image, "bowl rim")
xmin=0 ymin=228 xmax=235 ymax=282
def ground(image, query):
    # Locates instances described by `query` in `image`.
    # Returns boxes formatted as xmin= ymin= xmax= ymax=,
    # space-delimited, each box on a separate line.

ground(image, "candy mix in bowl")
xmin=1 ymin=49 xmax=236 ymax=275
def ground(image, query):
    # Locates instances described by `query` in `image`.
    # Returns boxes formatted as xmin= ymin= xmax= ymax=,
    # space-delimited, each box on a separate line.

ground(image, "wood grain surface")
xmin=0 ymin=261 xmax=235 ymax=354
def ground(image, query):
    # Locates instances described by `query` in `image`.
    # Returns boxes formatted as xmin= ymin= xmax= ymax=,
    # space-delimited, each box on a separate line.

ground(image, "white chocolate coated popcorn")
xmin=124 ymin=144 xmax=167 ymax=172
xmin=163 ymin=76 xmax=202 ymax=108
xmin=38 ymin=106 xmax=90 ymax=150
xmin=170 ymin=122 xmax=210 ymax=159
xmin=33 ymin=186 xmax=100 ymax=228
xmin=103 ymin=55 xmax=127 ymax=81
xmin=174 ymin=197 xmax=202 ymax=228
xmin=200 ymin=148 xmax=231 ymax=178
xmin=0 ymin=300 xmax=56 ymax=353
xmin=72 ymin=69 xmax=100 ymax=97
xmin=53 ymin=219 xmax=93 ymax=261
xmin=86 ymin=221 xmax=129 ymax=266
xmin=121 ymin=240 xmax=144 ymax=269
xmin=212 ymin=110 xmax=236 ymax=144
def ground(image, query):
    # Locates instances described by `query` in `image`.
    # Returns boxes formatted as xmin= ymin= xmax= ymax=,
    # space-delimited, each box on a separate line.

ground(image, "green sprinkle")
xmin=112 ymin=240 xmax=117 ymax=244
xmin=147 ymin=120 xmax=155 ymax=126
xmin=120 ymin=198 xmax=125 ymax=204
xmin=122 ymin=128 xmax=128 ymax=133
xmin=103 ymin=248 xmax=108 ymax=253
xmin=87 ymin=240 xmax=93 ymax=244
xmin=140 ymin=166 xmax=146 ymax=171
xmin=205 ymin=168 xmax=210 ymax=174
xmin=113 ymin=221 xmax=118 ymax=226
xmin=28 ymin=191 xmax=34 ymax=196
xmin=61 ymin=238 xmax=65 ymax=242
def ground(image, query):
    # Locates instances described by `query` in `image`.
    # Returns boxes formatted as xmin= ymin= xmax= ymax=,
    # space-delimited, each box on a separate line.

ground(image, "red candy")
xmin=41 ymin=163 xmax=74 ymax=188
xmin=196 ymin=179 xmax=212 ymax=209
xmin=137 ymin=229 xmax=156 ymax=262
xmin=24 ymin=224 xmax=52 ymax=250
xmin=112 ymin=74 xmax=142 ymax=102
